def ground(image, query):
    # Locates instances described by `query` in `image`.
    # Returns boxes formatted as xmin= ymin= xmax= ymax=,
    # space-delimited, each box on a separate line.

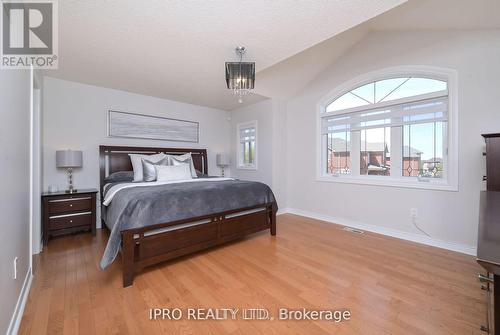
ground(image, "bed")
xmin=99 ymin=145 xmax=277 ymax=287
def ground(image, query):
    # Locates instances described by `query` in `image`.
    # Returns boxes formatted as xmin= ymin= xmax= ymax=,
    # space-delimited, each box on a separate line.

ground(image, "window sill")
xmin=237 ymin=165 xmax=257 ymax=171
xmin=316 ymin=175 xmax=458 ymax=192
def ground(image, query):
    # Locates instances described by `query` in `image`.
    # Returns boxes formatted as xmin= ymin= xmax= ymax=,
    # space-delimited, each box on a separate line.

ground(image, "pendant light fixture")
xmin=225 ymin=46 xmax=255 ymax=103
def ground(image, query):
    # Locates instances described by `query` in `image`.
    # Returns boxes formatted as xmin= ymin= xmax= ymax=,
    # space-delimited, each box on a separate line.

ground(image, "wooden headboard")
xmin=99 ymin=145 xmax=208 ymax=195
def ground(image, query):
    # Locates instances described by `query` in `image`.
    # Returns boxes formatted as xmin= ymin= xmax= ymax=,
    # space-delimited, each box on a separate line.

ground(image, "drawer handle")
xmin=49 ymin=197 xmax=92 ymax=203
xmin=49 ymin=211 xmax=92 ymax=219
xmin=70 ymin=220 xmax=73 ymax=223
xmin=70 ymin=204 xmax=73 ymax=207
xmin=478 ymin=273 xmax=493 ymax=283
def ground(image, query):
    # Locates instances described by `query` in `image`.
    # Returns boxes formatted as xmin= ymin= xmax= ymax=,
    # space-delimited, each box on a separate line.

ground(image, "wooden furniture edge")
xmin=42 ymin=190 xmax=98 ymax=245
xmin=121 ymin=203 xmax=277 ymax=287
xmin=99 ymin=145 xmax=208 ymax=196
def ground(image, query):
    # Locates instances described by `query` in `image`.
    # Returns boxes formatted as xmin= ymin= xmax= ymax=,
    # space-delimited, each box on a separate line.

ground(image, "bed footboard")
xmin=121 ymin=203 xmax=277 ymax=287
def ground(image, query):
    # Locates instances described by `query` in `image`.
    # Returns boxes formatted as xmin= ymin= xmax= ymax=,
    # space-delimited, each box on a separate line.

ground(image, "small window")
xmin=237 ymin=121 xmax=257 ymax=169
xmin=319 ymin=72 xmax=456 ymax=190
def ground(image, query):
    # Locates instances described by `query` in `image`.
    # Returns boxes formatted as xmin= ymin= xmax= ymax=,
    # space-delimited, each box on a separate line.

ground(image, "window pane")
xmin=243 ymin=142 xmax=249 ymax=164
xmin=326 ymin=77 xmax=447 ymax=112
xmin=402 ymin=122 xmax=444 ymax=178
xmin=378 ymin=78 xmax=447 ymax=103
xmin=327 ymin=132 xmax=351 ymax=174
xmin=326 ymin=93 xmax=369 ymax=112
xmin=375 ymin=78 xmax=409 ymax=103
xmin=350 ymin=82 xmax=375 ymax=104
xmin=249 ymin=141 xmax=255 ymax=164
xmin=241 ymin=140 xmax=256 ymax=166
xmin=360 ymin=127 xmax=390 ymax=176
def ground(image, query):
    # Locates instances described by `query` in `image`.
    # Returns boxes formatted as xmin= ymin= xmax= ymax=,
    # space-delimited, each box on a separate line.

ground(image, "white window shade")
xmin=322 ymin=96 xmax=448 ymax=134
xmin=239 ymin=127 xmax=256 ymax=143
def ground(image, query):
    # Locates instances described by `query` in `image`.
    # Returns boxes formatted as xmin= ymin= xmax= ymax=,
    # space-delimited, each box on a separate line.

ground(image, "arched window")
xmin=326 ymin=77 xmax=447 ymax=113
xmin=319 ymin=70 xmax=457 ymax=190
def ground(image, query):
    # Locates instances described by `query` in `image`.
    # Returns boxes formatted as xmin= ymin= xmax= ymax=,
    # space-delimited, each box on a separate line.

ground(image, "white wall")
xmin=285 ymin=30 xmax=500 ymax=250
xmin=32 ymin=71 xmax=43 ymax=255
xmin=42 ymin=77 xmax=231 ymax=224
xmin=230 ymin=99 xmax=287 ymax=208
xmin=41 ymin=30 xmax=500 ymax=253
xmin=271 ymin=100 xmax=287 ymax=210
xmin=230 ymin=100 xmax=274 ymax=185
xmin=0 ymin=70 xmax=31 ymax=334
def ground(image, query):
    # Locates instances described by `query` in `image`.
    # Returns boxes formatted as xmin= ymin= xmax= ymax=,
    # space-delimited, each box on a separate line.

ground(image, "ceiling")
xmin=366 ymin=0 xmax=500 ymax=31
xmin=45 ymin=0 xmax=407 ymax=110
xmin=254 ymin=0 xmax=500 ymax=101
xmin=254 ymin=25 xmax=369 ymax=100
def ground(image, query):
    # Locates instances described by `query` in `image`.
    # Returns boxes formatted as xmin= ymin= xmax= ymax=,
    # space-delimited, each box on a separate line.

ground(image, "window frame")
xmin=316 ymin=66 xmax=459 ymax=191
xmin=236 ymin=120 xmax=258 ymax=170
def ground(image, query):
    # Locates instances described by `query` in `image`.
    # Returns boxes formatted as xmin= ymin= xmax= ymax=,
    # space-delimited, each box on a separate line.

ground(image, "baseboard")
xmin=33 ymin=235 xmax=43 ymax=255
xmin=7 ymin=268 xmax=33 ymax=335
xmin=282 ymin=208 xmax=477 ymax=256
xmin=276 ymin=208 xmax=290 ymax=216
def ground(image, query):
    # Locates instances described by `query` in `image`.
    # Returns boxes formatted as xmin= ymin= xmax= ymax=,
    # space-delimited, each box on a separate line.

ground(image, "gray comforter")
xmin=100 ymin=179 xmax=277 ymax=269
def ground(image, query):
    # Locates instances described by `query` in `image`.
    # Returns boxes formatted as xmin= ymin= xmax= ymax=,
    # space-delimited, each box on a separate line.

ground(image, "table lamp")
xmin=216 ymin=153 xmax=230 ymax=177
xmin=56 ymin=150 xmax=83 ymax=193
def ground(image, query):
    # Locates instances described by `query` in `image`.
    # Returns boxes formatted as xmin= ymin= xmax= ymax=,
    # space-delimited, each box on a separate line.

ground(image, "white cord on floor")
xmin=413 ymin=220 xmax=431 ymax=237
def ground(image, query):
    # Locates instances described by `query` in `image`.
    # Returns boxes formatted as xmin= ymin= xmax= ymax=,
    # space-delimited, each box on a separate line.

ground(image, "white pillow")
xmin=155 ymin=164 xmax=193 ymax=182
xmin=169 ymin=153 xmax=198 ymax=178
xmin=129 ymin=153 xmax=166 ymax=182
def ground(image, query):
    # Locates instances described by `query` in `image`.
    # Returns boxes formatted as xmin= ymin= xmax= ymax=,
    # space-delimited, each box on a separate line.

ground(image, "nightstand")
xmin=42 ymin=188 xmax=97 ymax=245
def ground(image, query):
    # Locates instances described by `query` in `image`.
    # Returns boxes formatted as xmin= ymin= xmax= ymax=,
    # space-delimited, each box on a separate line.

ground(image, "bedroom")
xmin=1 ymin=0 xmax=500 ymax=334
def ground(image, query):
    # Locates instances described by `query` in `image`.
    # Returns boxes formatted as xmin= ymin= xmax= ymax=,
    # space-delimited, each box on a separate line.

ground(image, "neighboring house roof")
xmin=327 ymin=138 xmax=422 ymax=158
xmin=403 ymin=146 xmax=423 ymax=158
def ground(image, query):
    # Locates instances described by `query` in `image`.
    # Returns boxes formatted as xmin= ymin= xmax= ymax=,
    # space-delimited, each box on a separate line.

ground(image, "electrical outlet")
xmin=13 ymin=257 xmax=18 ymax=280
xmin=410 ymin=208 xmax=418 ymax=218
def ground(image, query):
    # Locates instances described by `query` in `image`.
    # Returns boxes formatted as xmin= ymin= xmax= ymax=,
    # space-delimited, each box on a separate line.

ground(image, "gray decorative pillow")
xmin=129 ymin=153 xmax=166 ymax=182
xmin=104 ymin=171 xmax=134 ymax=183
xmin=141 ymin=157 xmax=170 ymax=182
xmin=170 ymin=153 xmax=198 ymax=178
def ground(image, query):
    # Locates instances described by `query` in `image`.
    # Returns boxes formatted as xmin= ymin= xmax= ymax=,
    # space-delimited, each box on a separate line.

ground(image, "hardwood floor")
xmin=20 ymin=214 xmax=486 ymax=335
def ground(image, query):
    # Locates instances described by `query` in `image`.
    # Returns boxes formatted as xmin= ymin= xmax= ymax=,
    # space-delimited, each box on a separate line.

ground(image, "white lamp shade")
xmin=56 ymin=150 xmax=83 ymax=168
xmin=216 ymin=153 xmax=230 ymax=167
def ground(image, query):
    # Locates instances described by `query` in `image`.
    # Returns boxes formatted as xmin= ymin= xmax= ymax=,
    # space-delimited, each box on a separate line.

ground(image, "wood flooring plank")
xmin=20 ymin=214 xmax=486 ymax=335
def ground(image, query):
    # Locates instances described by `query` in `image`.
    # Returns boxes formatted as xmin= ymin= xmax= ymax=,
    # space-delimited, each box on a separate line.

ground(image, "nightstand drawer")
xmin=42 ymin=189 xmax=97 ymax=245
xmin=49 ymin=212 xmax=92 ymax=230
xmin=48 ymin=197 xmax=92 ymax=214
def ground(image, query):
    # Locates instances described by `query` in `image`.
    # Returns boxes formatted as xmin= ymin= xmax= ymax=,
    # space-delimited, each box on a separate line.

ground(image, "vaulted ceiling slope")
xmin=254 ymin=0 xmax=500 ymax=100
xmin=45 ymin=0 xmax=407 ymax=110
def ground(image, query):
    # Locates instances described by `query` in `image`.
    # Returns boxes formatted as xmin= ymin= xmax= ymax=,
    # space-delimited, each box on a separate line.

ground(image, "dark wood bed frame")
xmin=99 ymin=145 xmax=277 ymax=287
